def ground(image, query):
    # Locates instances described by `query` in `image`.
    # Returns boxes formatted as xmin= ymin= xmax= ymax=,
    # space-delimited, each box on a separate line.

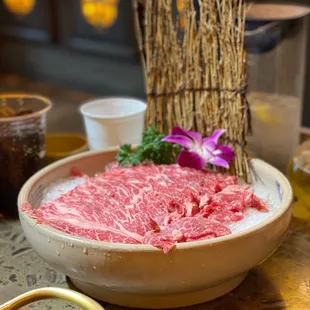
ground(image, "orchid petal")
xmin=171 ymin=126 xmax=202 ymax=145
xmin=202 ymin=139 xmax=216 ymax=153
xmin=177 ymin=150 xmax=205 ymax=170
xmin=171 ymin=126 xmax=189 ymax=136
xmin=187 ymin=131 xmax=202 ymax=144
xmin=217 ymin=145 xmax=235 ymax=162
xmin=162 ymin=135 xmax=194 ymax=149
xmin=203 ymin=129 xmax=225 ymax=146
xmin=208 ymin=156 xmax=230 ymax=169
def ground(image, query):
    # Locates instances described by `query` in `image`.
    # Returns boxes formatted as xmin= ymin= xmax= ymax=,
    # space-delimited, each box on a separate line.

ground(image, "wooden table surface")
xmin=1 ymin=204 xmax=310 ymax=310
xmin=209 ymin=214 xmax=310 ymax=310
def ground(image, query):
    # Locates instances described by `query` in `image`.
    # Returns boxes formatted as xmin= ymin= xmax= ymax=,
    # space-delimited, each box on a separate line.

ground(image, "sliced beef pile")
xmin=22 ymin=164 xmax=266 ymax=253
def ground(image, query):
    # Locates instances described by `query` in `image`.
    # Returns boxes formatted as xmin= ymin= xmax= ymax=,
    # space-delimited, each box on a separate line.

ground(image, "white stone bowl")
xmin=18 ymin=148 xmax=293 ymax=309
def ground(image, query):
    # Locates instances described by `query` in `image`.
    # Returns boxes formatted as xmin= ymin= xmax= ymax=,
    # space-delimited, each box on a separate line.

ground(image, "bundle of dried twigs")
xmin=133 ymin=0 xmax=252 ymax=182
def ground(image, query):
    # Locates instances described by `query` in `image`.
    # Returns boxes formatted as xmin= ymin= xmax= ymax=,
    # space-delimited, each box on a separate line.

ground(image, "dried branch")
xmin=134 ymin=0 xmax=251 ymax=182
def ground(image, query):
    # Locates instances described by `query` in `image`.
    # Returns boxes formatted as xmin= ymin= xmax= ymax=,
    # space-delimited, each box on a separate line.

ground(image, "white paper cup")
xmin=80 ymin=97 xmax=147 ymax=150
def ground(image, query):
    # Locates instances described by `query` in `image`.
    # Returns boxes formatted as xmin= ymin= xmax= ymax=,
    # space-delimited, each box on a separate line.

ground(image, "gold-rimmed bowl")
xmin=0 ymin=287 xmax=104 ymax=310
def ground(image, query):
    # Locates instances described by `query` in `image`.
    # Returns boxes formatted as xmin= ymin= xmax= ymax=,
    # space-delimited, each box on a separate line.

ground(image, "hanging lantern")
xmin=81 ymin=0 xmax=119 ymax=29
xmin=3 ymin=0 xmax=36 ymax=16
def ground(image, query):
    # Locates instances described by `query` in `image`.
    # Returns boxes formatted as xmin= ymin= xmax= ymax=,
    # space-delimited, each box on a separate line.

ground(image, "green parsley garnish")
xmin=116 ymin=127 xmax=181 ymax=167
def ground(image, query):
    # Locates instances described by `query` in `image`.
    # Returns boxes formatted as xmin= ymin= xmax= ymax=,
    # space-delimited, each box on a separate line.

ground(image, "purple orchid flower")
xmin=162 ymin=126 xmax=234 ymax=170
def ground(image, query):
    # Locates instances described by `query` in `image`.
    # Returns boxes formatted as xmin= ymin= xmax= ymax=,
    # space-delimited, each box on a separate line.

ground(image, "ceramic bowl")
xmin=246 ymin=4 xmax=310 ymax=21
xmin=45 ymin=133 xmax=88 ymax=164
xmin=18 ymin=149 xmax=293 ymax=309
xmin=244 ymin=4 xmax=310 ymax=54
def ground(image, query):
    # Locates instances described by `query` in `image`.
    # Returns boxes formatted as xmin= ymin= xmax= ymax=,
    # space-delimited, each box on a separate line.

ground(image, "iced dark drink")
xmin=0 ymin=94 xmax=52 ymax=217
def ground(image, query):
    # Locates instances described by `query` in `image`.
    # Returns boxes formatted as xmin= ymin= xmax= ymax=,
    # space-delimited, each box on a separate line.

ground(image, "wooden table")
xmin=1 ymin=205 xmax=310 ymax=310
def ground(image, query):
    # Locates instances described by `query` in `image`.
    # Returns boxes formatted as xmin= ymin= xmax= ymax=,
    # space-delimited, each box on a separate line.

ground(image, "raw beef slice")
xmin=22 ymin=164 xmax=266 ymax=253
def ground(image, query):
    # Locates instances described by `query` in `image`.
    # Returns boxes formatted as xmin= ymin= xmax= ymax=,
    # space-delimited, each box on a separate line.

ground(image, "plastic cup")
xmin=80 ymin=97 xmax=147 ymax=150
xmin=0 ymin=93 xmax=52 ymax=217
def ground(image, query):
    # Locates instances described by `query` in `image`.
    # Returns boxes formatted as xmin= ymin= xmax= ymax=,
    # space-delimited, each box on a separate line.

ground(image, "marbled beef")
xmin=22 ymin=165 xmax=266 ymax=253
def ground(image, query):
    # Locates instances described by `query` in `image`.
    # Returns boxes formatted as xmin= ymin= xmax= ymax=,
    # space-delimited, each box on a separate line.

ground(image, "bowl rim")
xmin=246 ymin=3 xmax=310 ymax=21
xmin=18 ymin=148 xmax=293 ymax=252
